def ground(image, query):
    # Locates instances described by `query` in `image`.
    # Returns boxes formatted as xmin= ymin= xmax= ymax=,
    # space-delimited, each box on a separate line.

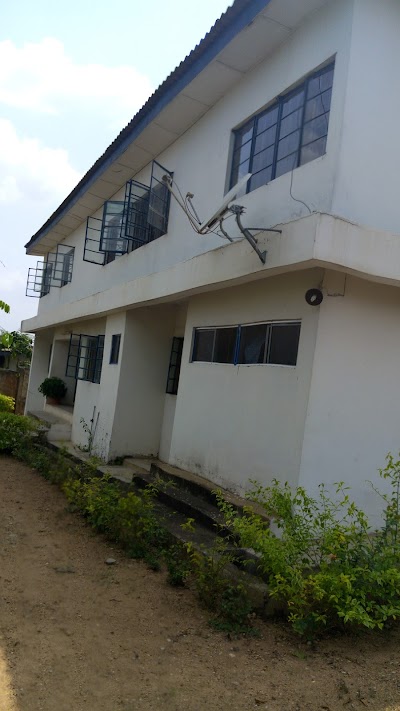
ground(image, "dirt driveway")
xmin=0 ymin=455 xmax=399 ymax=711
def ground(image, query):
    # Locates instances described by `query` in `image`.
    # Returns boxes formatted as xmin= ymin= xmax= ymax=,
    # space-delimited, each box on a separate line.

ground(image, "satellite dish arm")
xmin=229 ymin=204 xmax=282 ymax=265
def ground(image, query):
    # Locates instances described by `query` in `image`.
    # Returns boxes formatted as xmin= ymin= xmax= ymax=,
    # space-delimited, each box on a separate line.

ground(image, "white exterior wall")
xmin=159 ymin=304 xmax=188 ymax=462
xmin=34 ymin=0 xmax=352 ymax=321
xmin=300 ymin=275 xmax=400 ymax=523
xmin=49 ymin=339 xmax=76 ymax=405
xmin=332 ymin=0 xmax=400 ymax=233
xmin=108 ymin=306 xmax=177 ymax=459
xmin=25 ymin=331 xmax=54 ymax=412
xmin=168 ymin=269 xmax=322 ymax=492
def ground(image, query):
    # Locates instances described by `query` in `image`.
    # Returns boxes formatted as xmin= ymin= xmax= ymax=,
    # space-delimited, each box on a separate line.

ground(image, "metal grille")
xmin=83 ymin=160 xmax=173 ymax=266
xmin=166 ymin=337 xmax=184 ymax=394
xmin=148 ymin=161 xmax=173 ymax=238
xmin=124 ymin=180 xmax=151 ymax=249
xmin=99 ymin=201 xmax=129 ymax=254
xmin=84 ymin=217 xmax=106 ymax=265
xmin=26 ymin=244 xmax=75 ymax=297
xmin=66 ymin=333 xmax=105 ymax=384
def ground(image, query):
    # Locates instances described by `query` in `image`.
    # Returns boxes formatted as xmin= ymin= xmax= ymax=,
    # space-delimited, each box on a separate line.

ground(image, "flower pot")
xmin=46 ymin=397 xmax=61 ymax=406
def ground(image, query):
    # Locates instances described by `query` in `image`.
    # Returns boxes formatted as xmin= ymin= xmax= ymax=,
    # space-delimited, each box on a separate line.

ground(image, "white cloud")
xmin=0 ymin=38 xmax=154 ymax=117
xmin=0 ymin=119 xmax=81 ymax=204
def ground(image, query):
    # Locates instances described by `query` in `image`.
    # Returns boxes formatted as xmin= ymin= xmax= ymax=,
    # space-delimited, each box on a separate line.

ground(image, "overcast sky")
xmin=0 ymin=0 xmax=231 ymax=331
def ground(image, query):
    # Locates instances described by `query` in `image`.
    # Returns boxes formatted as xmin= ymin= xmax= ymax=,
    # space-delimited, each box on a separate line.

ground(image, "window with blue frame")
xmin=192 ymin=321 xmax=301 ymax=367
xmin=230 ymin=62 xmax=334 ymax=194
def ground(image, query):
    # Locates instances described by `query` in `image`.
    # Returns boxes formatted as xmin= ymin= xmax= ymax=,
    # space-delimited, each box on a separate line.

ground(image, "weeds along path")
xmin=0 ymin=454 xmax=400 ymax=711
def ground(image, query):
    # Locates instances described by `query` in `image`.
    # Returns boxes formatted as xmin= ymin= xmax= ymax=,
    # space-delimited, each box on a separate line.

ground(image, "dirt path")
xmin=0 ymin=455 xmax=399 ymax=711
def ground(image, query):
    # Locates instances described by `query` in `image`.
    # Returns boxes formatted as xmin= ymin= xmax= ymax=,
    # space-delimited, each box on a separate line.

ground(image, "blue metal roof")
xmin=25 ymin=0 xmax=271 ymax=251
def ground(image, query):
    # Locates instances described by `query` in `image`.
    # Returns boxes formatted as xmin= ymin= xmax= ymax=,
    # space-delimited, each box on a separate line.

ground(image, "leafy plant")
xmin=0 ymin=331 xmax=33 ymax=363
xmin=0 ymin=413 xmax=37 ymax=452
xmin=62 ymin=472 xmax=168 ymax=568
xmin=38 ymin=377 xmax=67 ymax=401
xmin=182 ymin=519 xmax=255 ymax=635
xmin=217 ymin=470 xmax=400 ymax=638
xmin=164 ymin=543 xmax=191 ymax=586
xmin=0 ymin=394 xmax=15 ymax=413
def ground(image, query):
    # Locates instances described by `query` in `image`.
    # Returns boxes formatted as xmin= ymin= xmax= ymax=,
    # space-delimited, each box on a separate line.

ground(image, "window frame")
xmin=66 ymin=333 xmax=105 ymax=384
xmin=191 ymin=320 xmax=301 ymax=367
xmin=230 ymin=61 xmax=335 ymax=194
xmin=166 ymin=337 xmax=184 ymax=394
xmin=109 ymin=334 xmax=121 ymax=365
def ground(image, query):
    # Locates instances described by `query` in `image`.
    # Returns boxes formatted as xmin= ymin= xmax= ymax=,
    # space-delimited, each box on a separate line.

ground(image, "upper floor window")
xmin=84 ymin=160 xmax=173 ymax=266
xmin=230 ymin=62 xmax=334 ymax=194
xmin=26 ymin=244 xmax=75 ymax=298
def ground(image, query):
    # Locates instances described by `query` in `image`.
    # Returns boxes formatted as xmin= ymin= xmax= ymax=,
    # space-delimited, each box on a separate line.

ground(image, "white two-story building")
xmin=22 ymin=0 xmax=400 ymax=519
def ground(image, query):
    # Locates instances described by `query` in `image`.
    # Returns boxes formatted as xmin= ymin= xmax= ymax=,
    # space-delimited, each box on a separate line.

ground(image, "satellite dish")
xmin=198 ymin=173 xmax=251 ymax=233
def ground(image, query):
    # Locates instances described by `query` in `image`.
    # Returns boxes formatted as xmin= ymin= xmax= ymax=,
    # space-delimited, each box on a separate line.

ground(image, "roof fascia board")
xmin=26 ymin=0 xmax=272 ymax=253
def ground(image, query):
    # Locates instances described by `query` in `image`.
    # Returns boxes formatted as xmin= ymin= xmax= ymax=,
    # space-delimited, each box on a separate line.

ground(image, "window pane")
xmin=304 ymin=89 xmax=332 ymax=122
xmin=192 ymin=330 xmax=214 ymax=362
xmin=110 ymin=334 xmax=121 ymax=364
xmin=249 ymin=166 xmax=273 ymax=191
xmin=231 ymin=157 xmax=251 ymax=187
xmin=277 ymin=130 xmax=301 ymax=160
xmin=281 ymin=90 xmax=305 ymax=118
xmin=302 ymin=114 xmax=329 ymax=146
xmin=235 ymin=121 xmax=254 ymax=146
xmin=214 ymin=328 xmax=237 ymax=364
xmin=307 ymin=68 xmax=334 ymax=99
xmin=237 ymin=160 xmax=251 ymax=181
xmin=252 ymin=145 xmax=275 ymax=174
xmin=268 ymin=323 xmax=301 ymax=366
xmin=300 ymin=136 xmax=327 ymax=165
xmin=319 ymin=68 xmax=334 ymax=92
xmin=279 ymin=108 xmax=303 ymax=139
xmin=275 ymin=153 xmax=298 ymax=178
xmin=254 ymin=125 xmax=277 ymax=154
xmin=232 ymin=140 xmax=252 ymax=168
xmin=166 ymin=337 xmax=184 ymax=394
xmin=256 ymin=106 xmax=279 ymax=134
xmin=238 ymin=325 xmax=267 ymax=364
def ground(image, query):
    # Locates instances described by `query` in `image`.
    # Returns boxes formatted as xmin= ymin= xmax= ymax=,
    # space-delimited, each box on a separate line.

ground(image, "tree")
xmin=0 ymin=301 xmax=10 ymax=348
xmin=1 ymin=331 xmax=33 ymax=363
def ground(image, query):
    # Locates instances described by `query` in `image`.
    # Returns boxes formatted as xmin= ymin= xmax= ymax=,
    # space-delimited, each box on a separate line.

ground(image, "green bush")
xmin=62 ymin=473 xmax=168 ymax=566
xmin=0 ymin=394 xmax=15 ymax=413
xmin=217 ymin=459 xmax=400 ymax=638
xmin=0 ymin=413 xmax=36 ymax=452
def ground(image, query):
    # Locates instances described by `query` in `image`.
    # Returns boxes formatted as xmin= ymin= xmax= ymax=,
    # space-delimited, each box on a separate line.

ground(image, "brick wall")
xmin=0 ymin=368 xmax=30 ymax=414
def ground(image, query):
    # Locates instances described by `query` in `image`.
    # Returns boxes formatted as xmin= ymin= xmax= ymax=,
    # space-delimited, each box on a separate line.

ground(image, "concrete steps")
xmin=29 ymin=409 xmax=72 ymax=442
xmin=45 ymin=442 xmax=273 ymax=614
xmin=122 ymin=456 xmax=269 ymax=574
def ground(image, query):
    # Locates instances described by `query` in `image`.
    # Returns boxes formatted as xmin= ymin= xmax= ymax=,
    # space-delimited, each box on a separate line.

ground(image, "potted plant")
xmin=38 ymin=377 xmax=67 ymax=405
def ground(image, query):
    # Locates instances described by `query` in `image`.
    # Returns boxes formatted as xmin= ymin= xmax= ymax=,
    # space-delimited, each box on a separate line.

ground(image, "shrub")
xmin=0 ymin=394 xmax=14 ymax=413
xmin=38 ymin=377 xmax=67 ymax=400
xmin=0 ymin=413 xmax=36 ymax=453
xmin=217 ymin=462 xmax=400 ymax=638
xmin=62 ymin=473 xmax=168 ymax=566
